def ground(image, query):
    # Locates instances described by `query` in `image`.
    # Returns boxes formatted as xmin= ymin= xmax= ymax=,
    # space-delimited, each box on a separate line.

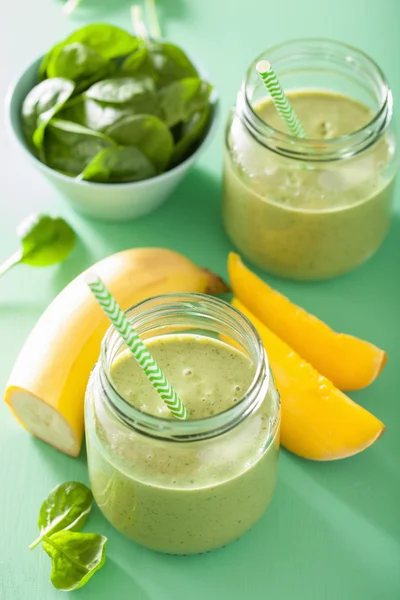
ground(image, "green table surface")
xmin=1 ymin=1 xmax=399 ymax=598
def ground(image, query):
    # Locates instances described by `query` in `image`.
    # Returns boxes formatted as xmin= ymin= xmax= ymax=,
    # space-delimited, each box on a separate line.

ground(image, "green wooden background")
xmin=1 ymin=0 xmax=399 ymax=598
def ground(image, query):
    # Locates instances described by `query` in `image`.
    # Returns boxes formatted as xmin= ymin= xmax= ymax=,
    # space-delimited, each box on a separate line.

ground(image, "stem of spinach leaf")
xmin=145 ymin=0 xmax=162 ymax=39
xmin=62 ymin=0 xmax=82 ymax=15
xmin=29 ymin=535 xmax=44 ymax=551
xmin=0 ymin=250 xmax=23 ymax=278
xmin=131 ymin=5 xmax=149 ymax=39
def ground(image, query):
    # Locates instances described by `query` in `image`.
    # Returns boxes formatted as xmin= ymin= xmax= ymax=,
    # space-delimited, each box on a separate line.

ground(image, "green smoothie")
xmin=223 ymin=90 xmax=396 ymax=280
xmin=86 ymin=334 xmax=279 ymax=554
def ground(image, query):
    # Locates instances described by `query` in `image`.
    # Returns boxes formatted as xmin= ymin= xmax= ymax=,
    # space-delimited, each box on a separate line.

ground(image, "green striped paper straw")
xmin=85 ymin=272 xmax=188 ymax=420
xmin=256 ymin=60 xmax=307 ymax=139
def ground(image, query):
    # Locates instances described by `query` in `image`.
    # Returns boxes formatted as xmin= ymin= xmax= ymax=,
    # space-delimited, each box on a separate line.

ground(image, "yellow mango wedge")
xmin=5 ymin=248 xmax=228 ymax=457
xmin=232 ymin=299 xmax=385 ymax=460
xmin=229 ymin=253 xmax=387 ymax=391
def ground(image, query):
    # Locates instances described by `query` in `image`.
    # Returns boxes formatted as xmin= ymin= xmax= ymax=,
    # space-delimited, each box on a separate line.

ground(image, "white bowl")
xmin=6 ymin=56 xmax=219 ymax=222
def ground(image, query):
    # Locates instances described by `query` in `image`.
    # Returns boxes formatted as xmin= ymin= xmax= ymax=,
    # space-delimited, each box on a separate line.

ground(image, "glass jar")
xmin=85 ymin=294 xmax=280 ymax=555
xmin=222 ymin=39 xmax=399 ymax=280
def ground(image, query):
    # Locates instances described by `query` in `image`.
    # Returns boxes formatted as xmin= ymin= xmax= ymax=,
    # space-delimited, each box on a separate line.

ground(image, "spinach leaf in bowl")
xmin=85 ymin=77 xmax=161 ymax=117
xmin=120 ymin=42 xmax=147 ymax=73
xmin=121 ymin=41 xmax=198 ymax=89
xmin=22 ymin=78 xmax=75 ymax=157
xmin=78 ymin=146 xmax=156 ymax=183
xmin=21 ymin=21 xmax=215 ymax=185
xmin=159 ymin=78 xmax=212 ymax=127
xmin=106 ymin=114 xmax=174 ymax=172
xmin=59 ymin=96 xmax=134 ymax=132
xmin=170 ymin=105 xmax=212 ymax=167
xmin=86 ymin=75 xmax=154 ymax=103
xmin=39 ymin=24 xmax=139 ymax=80
xmin=44 ymin=119 xmax=115 ymax=175
xmin=65 ymin=24 xmax=139 ymax=60
xmin=47 ymin=43 xmax=109 ymax=91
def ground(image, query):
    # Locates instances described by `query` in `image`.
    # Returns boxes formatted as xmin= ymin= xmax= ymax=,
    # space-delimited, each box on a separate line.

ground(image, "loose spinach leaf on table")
xmin=17 ymin=214 xmax=76 ymax=267
xmin=47 ymin=43 xmax=109 ymax=91
xmin=42 ymin=531 xmax=107 ymax=592
xmin=170 ymin=105 xmax=211 ymax=166
xmin=78 ymin=145 xmax=157 ymax=183
xmin=121 ymin=41 xmax=198 ymax=89
xmin=44 ymin=118 xmax=115 ymax=174
xmin=29 ymin=482 xmax=93 ymax=550
xmin=21 ymin=78 xmax=75 ymax=157
xmin=106 ymin=114 xmax=174 ymax=172
xmin=0 ymin=214 xmax=76 ymax=277
xmin=28 ymin=480 xmax=106 ymax=592
xmin=39 ymin=24 xmax=139 ymax=80
xmin=159 ymin=77 xmax=212 ymax=127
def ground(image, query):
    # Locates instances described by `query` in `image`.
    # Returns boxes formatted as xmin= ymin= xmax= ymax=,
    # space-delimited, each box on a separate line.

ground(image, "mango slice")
xmin=232 ymin=299 xmax=385 ymax=460
xmin=229 ymin=253 xmax=387 ymax=391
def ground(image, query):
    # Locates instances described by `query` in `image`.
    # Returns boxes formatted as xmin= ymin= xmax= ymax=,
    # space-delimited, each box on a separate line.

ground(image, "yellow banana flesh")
xmin=5 ymin=248 xmax=228 ymax=456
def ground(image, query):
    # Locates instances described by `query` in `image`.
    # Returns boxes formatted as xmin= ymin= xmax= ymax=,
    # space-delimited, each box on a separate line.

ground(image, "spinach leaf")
xmin=58 ymin=96 xmax=131 ymax=132
xmin=44 ymin=118 xmax=115 ymax=174
xmin=39 ymin=41 xmax=64 ymax=81
xmin=86 ymin=75 xmax=154 ymax=104
xmin=120 ymin=42 xmax=147 ymax=73
xmin=170 ymin=106 xmax=211 ymax=166
xmin=106 ymin=114 xmax=174 ymax=172
xmin=60 ymin=91 xmax=162 ymax=134
xmin=85 ymin=76 xmax=161 ymax=117
xmin=18 ymin=214 xmax=76 ymax=267
xmin=83 ymin=100 xmax=135 ymax=131
xmin=42 ymin=531 xmax=107 ymax=592
xmin=25 ymin=23 xmax=213 ymax=181
xmin=0 ymin=214 xmax=76 ymax=278
xmin=39 ymin=25 xmax=139 ymax=80
xmin=29 ymin=482 xmax=93 ymax=550
xmin=56 ymin=93 xmax=85 ymax=123
xmin=47 ymin=43 xmax=109 ymax=91
xmin=121 ymin=41 xmax=198 ymax=88
xmin=159 ymin=77 xmax=212 ymax=127
xmin=65 ymin=24 xmax=139 ymax=59
xmin=78 ymin=146 xmax=157 ymax=183
xmin=21 ymin=78 xmax=75 ymax=157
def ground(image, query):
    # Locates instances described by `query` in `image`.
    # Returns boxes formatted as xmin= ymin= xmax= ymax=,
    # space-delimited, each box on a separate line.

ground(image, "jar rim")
xmin=240 ymin=37 xmax=393 ymax=161
xmin=98 ymin=293 xmax=277 ymax=442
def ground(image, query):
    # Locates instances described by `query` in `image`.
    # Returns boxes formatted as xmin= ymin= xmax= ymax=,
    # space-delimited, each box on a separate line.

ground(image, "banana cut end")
xmin=5 ymin=388 xmax=81 ymax=457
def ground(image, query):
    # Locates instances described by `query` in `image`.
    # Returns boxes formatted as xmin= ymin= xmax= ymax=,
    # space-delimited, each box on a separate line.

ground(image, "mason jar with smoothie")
xmin=222 ymin=39 xmax=399 ymax=280
xmin=85 ymin=294 xmax=280 ymax=554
